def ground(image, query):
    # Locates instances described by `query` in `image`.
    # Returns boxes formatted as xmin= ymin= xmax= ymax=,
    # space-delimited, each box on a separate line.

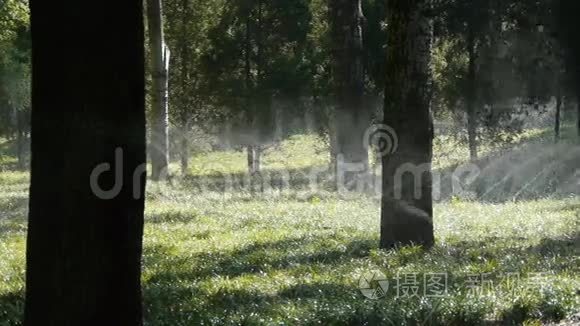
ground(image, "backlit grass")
xmin=0 ymin=133 xmax=578 ymax=325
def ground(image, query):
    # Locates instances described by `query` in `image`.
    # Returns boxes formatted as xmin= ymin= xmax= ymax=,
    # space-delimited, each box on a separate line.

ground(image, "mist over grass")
xmin=0 ymin=127 xmax=578 ymax=325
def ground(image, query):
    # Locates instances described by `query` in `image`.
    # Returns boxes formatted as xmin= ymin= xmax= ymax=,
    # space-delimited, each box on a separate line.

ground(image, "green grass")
xmin=0 ymin=132 xmax=579 ymax=325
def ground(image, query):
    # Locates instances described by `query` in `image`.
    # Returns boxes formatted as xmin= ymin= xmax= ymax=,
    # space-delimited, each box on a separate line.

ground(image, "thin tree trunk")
xmin=577 ymin=94 xmax=580 ymax=139
xmin=247 ymin=145 xmax=261 ymax=175
xmin=253 ymin=0 xmax=267 ymax=175
xmin=381 ymin=0 xmax=435 ymax=249
xmin=16 ymin=109 xmax=25 ymax=170
xmin=224 ymin=120 xmax=233 ymax=149
xmin=179 ymin=0 xmax=190 ymax=176
xmin=555 ymin=88 xmax=562 ymax=143
xmin=147 ymin=0 xmax=170 ymax=181
xmin=180 ymin=114 xmax=190 ymax=176
xmin=328 ymin=0 xmax=370 ymax=189
xmin=328 ymin=110 xmax=339 ymax=175
xmin=274 ymin=103 xmax=283 ymax=141
xmin=25 ymin=1 xmax=146 ymax=324
xmin=466 ymin=28 xmax=478 ymax=161
xmin=244 ymin=8 xmax=253 ymax=163
xmin=242 ymin=8 xmax=263 ymax=175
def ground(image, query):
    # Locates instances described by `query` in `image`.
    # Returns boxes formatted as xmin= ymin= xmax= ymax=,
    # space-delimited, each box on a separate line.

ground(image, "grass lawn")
xmin=0 ymin=133 xmax=578 ymax=325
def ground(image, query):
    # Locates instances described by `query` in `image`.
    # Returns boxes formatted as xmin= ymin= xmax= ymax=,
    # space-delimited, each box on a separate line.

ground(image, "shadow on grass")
xmin=0 ymin=291 xmax=24 ymax=326
xmin=0 ymin=196 xmax=29 ymax=220
xmin=146 ymin=208 xmax=201 ymax=224
xmin=447 ymin=231 xmax=580 ymax=273
xmin=0 ymin=221 xmax=27 ymax=236
xmin=142 ymin=230 xmax=579 ymax=324
xmin=144 ymin=235 xmax=375 ymax=283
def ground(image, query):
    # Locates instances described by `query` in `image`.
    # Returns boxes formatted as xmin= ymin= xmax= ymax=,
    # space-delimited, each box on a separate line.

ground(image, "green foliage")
xmin=163 ymin=0 xmax=225 ymax=126
xmin=432 ymin=38 xmax=468 ymax=117
xmin=0 ymin=0 xmax=30 ymax=138
xmin=0 ymin=0 xmax=28 ymax=44
xmin=199 ymin=0 xmax=314 ymax=142
xmin=362 ymin=0 xmax=387 ymax=95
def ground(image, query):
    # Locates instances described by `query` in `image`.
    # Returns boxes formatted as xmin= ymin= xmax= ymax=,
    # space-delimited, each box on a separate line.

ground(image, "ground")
xmin=0 ymin=130 xmax=578 ymax=325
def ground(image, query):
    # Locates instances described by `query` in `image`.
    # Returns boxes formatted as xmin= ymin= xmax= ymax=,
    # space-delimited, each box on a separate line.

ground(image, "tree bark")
xmin=16 ymin=109 xmax=25 ymax=170
xmin=25 ymin=1 xmax=146 ymax=325
xmin=381 ymin=0 xmax=435 ymax=249
xmin=328 ymin=110 xmax=339 ymax=175
xmin=577 ymin=94 xmax=580 ymax=139
xmin=247 ymin=145 xmax=262 ymax=175
xmin=147 ymin=0 xmax=170 ymax=181
xmin=328 ymin=0 xmax=370 ymax=189
xmin=466 ymin=27 xmax=478 ymax=161
xmin=555 ymin=88 xmax=562 ymax=143
xmin=180 ymin=114 xmax=190 ymax=176
xmin=241 ymin=7 xmax=265 ymax=175
xmin=179 ymin=0 xmax=190 ymax=177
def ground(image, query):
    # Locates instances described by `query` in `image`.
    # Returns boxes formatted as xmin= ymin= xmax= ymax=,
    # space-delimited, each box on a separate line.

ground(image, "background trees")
xmin=147 ymin=0 xmax=171 ymax=181
xmin=25 ymin=0 xmax=146 ymax=324
xmin=555 ymin=0 xmax=580 ymax=138
xmin=0 ymin=0 xmax=30 ymax=171
xmin=0 ymin=0 xmax=575 ymax=181
xmin=202 ymin=0 xmax=312 ymax=174
xmin=328 ymin=0 xmax=370 ymax=184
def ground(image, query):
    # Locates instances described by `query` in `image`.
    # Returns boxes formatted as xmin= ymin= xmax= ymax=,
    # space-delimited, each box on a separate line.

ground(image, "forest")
xmin=0 ymin=0 xmax=578 ymax=325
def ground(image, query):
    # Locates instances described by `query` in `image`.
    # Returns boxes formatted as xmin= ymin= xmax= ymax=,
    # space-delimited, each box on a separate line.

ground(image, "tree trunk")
xmin=381 ymin=0 xmax=435 ymax=249
xmin=243 ymin=9 xmax=258 ymax=175
xmin=147 ymin=0 xmax=170 ymax=181
xmin=179 ymin=0 xmax=190 ymax=177
xmin=180 ymin=115 xmax=190 ymax=176
xmin=555 ymin=88 xmax=562 ymax=143
xmin=25 ymin=1 xmax=146 ymax=325
xmin=16 ymin=109 xmax=25 ymax=170
xmin=224 ymin=120 xmax=233 ymax=149
xmin=577 ymin=94 xmax=580 ymax=139
xmin=466 ymin=28 xmax=478 ymax=161
xmin=247 ymin=145 xmax=262 ymax=175
xmin=328 ymin=0 xmax=370 ymax=189
xmin=12 ymin=106 xmax=26 ymax=171
xmin=328 ymin=110 xmax=339 ymax=175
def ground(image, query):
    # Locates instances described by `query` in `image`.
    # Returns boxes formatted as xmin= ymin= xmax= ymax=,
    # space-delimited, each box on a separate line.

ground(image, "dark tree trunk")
xmin=16 ymin=112 xmax=25 ymax=170
xmin=25 ymin=1 xmax=146 ymax=325
xmin=180 ymin=114 xmax=190 ymax=176
xmin=147 ymin=0 xmax=171 ymax=181
xmin=243 ymin=10 xmax=260 ymax=175
xmin=555 ymin=88 xmax=562 ymax=143
xmin=381 ymin=0 xmax=435 ymax=249
xmin=179 ymin=0 xmax=191 ymax=177
xmin=328 ymin=111 xmax=339 ymax=175
xmin=247 ymin=145 xmax=262 ymax=175
xmin=14 ymin=107 xmax=26 ymax=171
xmin=466 ymin=28 xmax=478 ymax=161
xmin=577 ymin=94 xmax=580 ymax=139
xmin=328 ymin=0 xmax=370 ymax=188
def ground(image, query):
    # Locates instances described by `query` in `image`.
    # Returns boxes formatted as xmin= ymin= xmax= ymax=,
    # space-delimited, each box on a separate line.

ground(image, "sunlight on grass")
xmin=0 ymin=133 xmax=578 ymax=325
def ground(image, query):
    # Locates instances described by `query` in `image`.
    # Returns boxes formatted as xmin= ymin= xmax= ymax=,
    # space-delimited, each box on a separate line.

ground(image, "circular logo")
xmin=364 ymin=124 xmax=399 ymax=157
xmin=358 ymin=270 xmax=389 ymax=300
